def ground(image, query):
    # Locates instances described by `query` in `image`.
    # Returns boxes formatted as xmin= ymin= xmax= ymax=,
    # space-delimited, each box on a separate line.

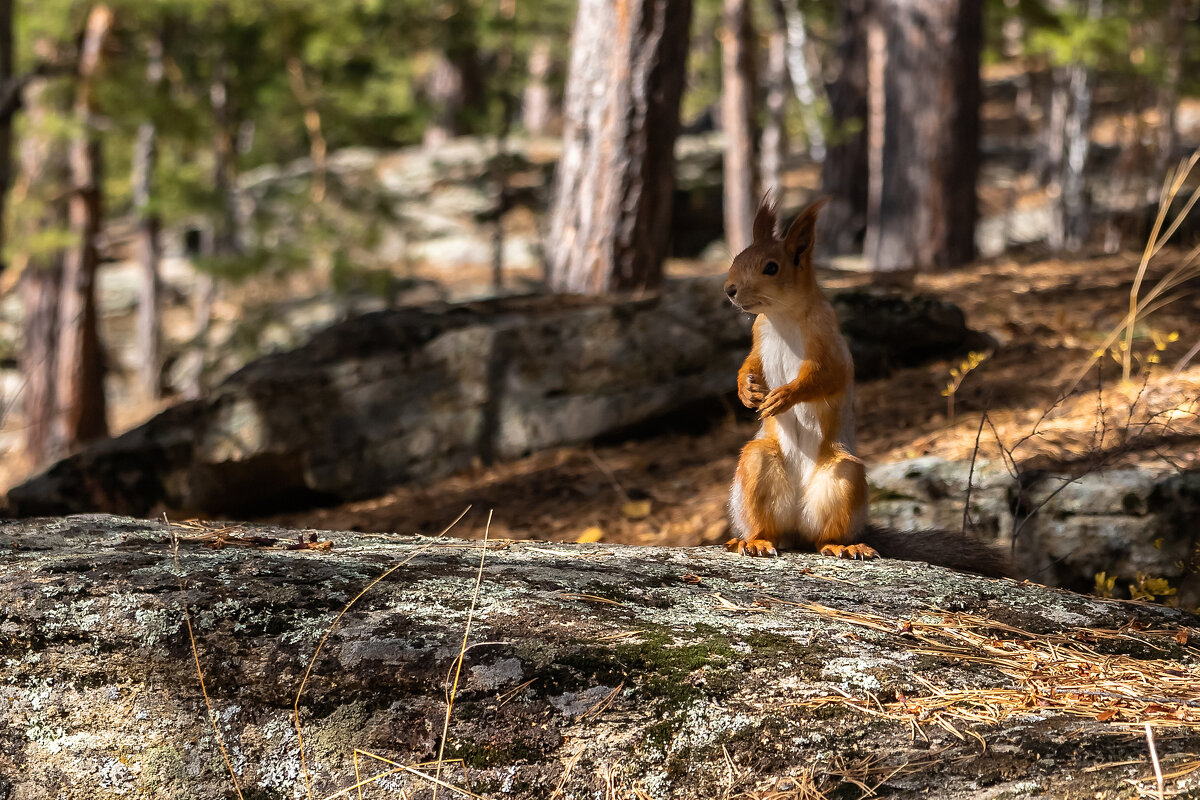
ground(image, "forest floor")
xmin=266 ymin=248 xmax=1200 ymax=546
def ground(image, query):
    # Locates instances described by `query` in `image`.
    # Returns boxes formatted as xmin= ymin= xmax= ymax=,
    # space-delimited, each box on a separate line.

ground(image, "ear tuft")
xmin=783 ymin=196 xmax=828 ymax=264
xmin=752 ymin=190 xmax=779 ymax=243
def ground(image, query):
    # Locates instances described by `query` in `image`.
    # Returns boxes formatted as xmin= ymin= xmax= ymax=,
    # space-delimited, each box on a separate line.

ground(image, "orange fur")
xmin=723 ymin=197 xmax=870 ymax=559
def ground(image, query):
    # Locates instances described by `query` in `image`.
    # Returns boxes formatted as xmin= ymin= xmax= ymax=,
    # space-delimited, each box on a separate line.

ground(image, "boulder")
xmin=869 ymin=457 xmax=1200 ymax=607
xmin=7 ymin=280 xmax=979 ymax=518
xmin=2 ymin=514 xmax=1198 ymax=799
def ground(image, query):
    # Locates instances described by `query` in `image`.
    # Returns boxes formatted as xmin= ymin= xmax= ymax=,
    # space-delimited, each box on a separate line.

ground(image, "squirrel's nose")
xmin=725 ymin=283 xmax=737 ymax=299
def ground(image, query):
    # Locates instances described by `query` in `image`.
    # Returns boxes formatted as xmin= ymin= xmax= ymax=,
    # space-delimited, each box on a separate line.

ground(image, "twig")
xmin=1145 ymin=722 xmax=1165 ymax=800
xmin=586 ymin=448 xmax=631 ymax=504
xmin=295 ymin=506 xmax=472 ymax=800
xmin=961 ymin=406 xmax=990 ymax=535
xmin=433 ymin=509 xmax=493 ymax=800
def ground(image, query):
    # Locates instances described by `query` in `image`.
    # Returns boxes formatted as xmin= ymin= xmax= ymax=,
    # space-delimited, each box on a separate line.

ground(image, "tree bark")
xmin=3 ymin=514 xmax=1197 ymax=799
xmin=780 ymin=2 xmax=826 ymax=162
xmin=12 ymin=68 xmax=68 ymax=467
xmin=1043 ymin=0 xmax=1099 ymax=253
xmin=865 ymin=0 xmax=981 ymax=273
xmin=422 ymin=1 xmax=483 ymax=149
xmin=1152 ymin=0 xmax=1188 ymax=192
xmin=521 ymin=38 xmax=555 ymax=136
xmin=818 ymin=0 xmax=873 ymax=256
xmin=0 ymin=0 xmax=13 ymax=274
xmin=720 ymin=0 xmax=757 ymax=252
xmin=134 ymin=34 xmax=164 ymax=401
xmin=54 ymin=4 xmax=112 ymax=450
xmin=189 ymin=56 xmax=238 ymax=397
xmin=759 ymin=5 xmax=788 ymax=196
xmin=545 ymin=0 xmax=693 ymax=295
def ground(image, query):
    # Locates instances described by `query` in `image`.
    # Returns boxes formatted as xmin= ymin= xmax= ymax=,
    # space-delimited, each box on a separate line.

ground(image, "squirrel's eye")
xmin=762 ymin=261 xmax=779 ymax=276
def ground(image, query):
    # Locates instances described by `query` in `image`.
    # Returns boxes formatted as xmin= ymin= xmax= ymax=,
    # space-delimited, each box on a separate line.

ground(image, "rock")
xmin=8 ymin=280 xmax=980 ymax=519
xmin=8 ymin=279 xmax=747 ymax=517
xmin=833 ymin=291 xmax=992 ymax=379
xmin=868 ymin=457 xmax=1200 ymax=607
xmin=2 ymin=514 xmax=1198 ymax=799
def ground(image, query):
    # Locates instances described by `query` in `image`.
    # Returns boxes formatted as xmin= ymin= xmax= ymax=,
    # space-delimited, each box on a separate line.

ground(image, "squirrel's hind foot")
xmin=725 ymin=538 xmax=779 ymax=557
xmin=819 ymin=543 xmax=879 ymax=560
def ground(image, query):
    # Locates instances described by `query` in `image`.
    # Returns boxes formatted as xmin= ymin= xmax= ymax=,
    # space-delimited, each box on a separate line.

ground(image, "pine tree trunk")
xmin=544 ymin=0 xmax=693 ymax=295
xmin=0 ymin=0 xmax=13 ymax=274
xmin=1153 ymin=0 xmax=1188 ymax=186
xmin=134 ymin=35 xmax=163 ymax=401
xmin=189 ymin=58 xmax=238 ymax=397
xmin=1057 ymin=61 xmax=1092 ymax=252
xmin=780 ymin=3 xmax=826 ymax=162
xmin=865 ymin=0 xmax=981 ymax=273
xmin=422 ymin=2 xmax=482 ymax=149
xmin=14 ymin=70 xmax=69 ymax=466
xmin=721 ymin=0 xmax=757 ymax=252
xmin=55 ymin=5 xmax=113 ymax=450
xmin=521 ymin=38 xmax=555 ymax=136
xmin=759 ymin=4 xmax=789 ymax=194
xmin=20 ymin=265 xmax=60 ymax=465
xmin=1044 ymin=0 xmax=1098 ymax=252
xmin=818 ymin=0 xmax=872 ymax=256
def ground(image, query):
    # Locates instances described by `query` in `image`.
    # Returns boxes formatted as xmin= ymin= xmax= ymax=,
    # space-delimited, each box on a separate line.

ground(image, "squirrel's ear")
xmin=752 ymin=190 xmax=779 ymax=243
xmin=783 ymin=196 xmax=827 ymax=265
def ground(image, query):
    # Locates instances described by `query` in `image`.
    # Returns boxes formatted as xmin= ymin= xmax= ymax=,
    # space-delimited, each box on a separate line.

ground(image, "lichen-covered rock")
xmin=7 ymin=281 xmax=977 ymax=519
xmin=869 ymin=457 xmax=1200 ymax=606
xmin=2 ymin=515 xmax=1199 ymax=800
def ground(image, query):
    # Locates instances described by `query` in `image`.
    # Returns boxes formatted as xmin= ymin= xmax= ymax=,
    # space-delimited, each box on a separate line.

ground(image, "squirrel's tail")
xmin=858 ymin=525 xmax=1012 ymax=578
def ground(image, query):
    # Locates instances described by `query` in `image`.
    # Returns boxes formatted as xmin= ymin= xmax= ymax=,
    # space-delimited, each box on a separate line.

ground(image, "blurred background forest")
xmin=1 ymin=0 xmax=1199 ymax=600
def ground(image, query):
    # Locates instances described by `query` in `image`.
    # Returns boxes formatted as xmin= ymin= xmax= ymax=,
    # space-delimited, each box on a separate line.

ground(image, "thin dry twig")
xmin=296 ymin=506 xmax=472 ymax=800
xmin=1145 ymin=723 xmax=1166 ymax=800
xmin=433 ymin=509 xmax=493 ymax=800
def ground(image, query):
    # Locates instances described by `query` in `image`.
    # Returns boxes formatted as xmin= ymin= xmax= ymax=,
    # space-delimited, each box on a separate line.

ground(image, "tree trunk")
xmin=865 ymin=0 xmax=981 ymax=273
xmin=1044 ymin=0 xmax=1099 ymax=253
xmin=1153 ymin=0 xmax=1188 ymax=188
xmin=422 ymin=1 xmax=482 ymax=149
xmin=818 ymin=0 xmax=872 ymax=256
xmin=13 ymin=64 xmax=70 ymax=467
xmin=544 ymin=0 xmax=693 ymax=295
xmin=189 ymin=57 xmax=238 ymax=397
xmin=720 ymin=0 xmax=757 ymax=253
xmin=759 ymin=5 xmax=788 ymax=195
xmin=134 ymin=34 xmax=164 ymax=401
xmin=780 ymin=3 xmax=826 ymax=162
xmin=55 ymin=4 xmax=112 ymax=450
xmin=0 ymin=0 xmax=13 ymax=274
xmin=521 ymin=38 xmax=555 ymax=136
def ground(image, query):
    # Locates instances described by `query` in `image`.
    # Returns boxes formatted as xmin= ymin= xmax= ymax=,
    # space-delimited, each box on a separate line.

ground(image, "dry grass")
xmin=762 ymin=598 xmax=1200 ymax=739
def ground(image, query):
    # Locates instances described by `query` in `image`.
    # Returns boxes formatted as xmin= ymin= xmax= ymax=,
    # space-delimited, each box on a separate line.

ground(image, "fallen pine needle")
xmin=433 ymin=509 xmax=493 ymax=800
xmin=296 ymin=505 xmax=471 ymax=800
xmin=167 ymin=515 xmax=245 ymax=800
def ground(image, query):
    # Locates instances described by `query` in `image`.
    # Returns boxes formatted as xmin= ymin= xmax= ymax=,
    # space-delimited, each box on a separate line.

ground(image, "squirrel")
xmin=721 ymin=195 xmax=1009 ymax=578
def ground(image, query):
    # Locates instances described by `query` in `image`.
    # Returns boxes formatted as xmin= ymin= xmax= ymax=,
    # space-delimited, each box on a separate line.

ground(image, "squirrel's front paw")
xmin=738 ymin=374 xmax=765 ymax=409
xmin=820 ymin=543 xmax=880 ymax=560
xmin=725 ymin=537 xmax=779 ymax=557
xmin=757 ymin=387 xmax=794 ymax=418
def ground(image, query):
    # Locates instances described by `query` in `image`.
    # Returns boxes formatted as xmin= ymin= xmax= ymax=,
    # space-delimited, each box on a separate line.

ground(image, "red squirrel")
xmin=722 ymin=196 xmax=1009 ymax=578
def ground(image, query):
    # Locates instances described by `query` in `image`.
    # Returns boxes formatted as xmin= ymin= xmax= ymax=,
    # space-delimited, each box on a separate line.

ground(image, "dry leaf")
xmin=621 ymin=499 xmax=652 ymax=519
xmin=577 ymin=527 xmax=604 ymax=543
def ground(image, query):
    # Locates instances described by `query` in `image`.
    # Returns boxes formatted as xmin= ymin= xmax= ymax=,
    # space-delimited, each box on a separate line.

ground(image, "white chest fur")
xmin=756 ymin=315 xmax=856 ymax=467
